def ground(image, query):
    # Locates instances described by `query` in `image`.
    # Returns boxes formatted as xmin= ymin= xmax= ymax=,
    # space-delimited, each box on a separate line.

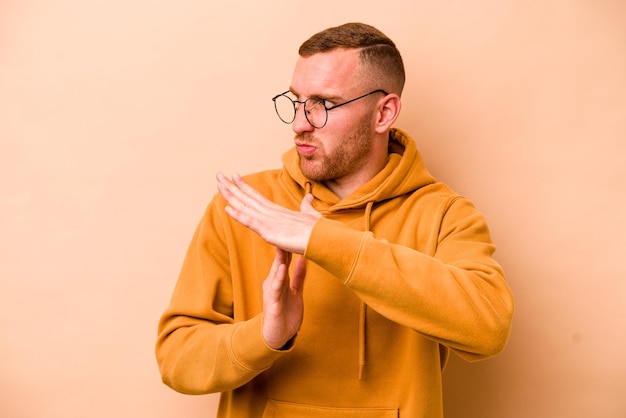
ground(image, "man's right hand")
xmin=262 ymin=248 xmax=306 ymax=350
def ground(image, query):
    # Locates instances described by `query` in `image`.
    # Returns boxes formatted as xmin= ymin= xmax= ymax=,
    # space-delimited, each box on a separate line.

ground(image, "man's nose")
xmin=292 ymin=105 xmax=314 ymax=134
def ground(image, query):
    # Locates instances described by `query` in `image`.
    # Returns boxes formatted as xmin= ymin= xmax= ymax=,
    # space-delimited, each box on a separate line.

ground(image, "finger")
xmin=264 ymin=261 xmax=288 ymax=300
xmin=300 ymin=194 xmax=321 ymax=218
xmin=216 ymin=173 xmax=250 ymax=211
xmin=272 ymin=263 xmax=288 ymax=292
xmin=216 ymin=172 xmax=233 ymax=199
xmin=272 ymin=249 xmax=292 ymax=291
xmin=273 ymin=247 xmax=287 ymax=270
xmin=217 ymin=174 xmax=261 ymax=229
xmin=264 ymin=248 xmax=287 ymax=288
xmin=289 ymin=257 xmax=306 ymax=293
xmin=216 ymin=173 xmax=247 ymax=214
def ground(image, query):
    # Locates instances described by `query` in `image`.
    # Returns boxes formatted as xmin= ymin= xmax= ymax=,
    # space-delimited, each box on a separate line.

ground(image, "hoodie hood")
xmin=280 ymin=128 xmax=436 ymax=211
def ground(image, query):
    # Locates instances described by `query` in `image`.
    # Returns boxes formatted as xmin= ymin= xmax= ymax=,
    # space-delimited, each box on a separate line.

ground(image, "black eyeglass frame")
xmin=272 ymin=89 xmax=389 ymax=129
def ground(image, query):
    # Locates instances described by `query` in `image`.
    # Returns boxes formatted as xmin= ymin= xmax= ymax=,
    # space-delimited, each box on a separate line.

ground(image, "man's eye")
xmin=308 ymin=99 xmax=326 ymax=109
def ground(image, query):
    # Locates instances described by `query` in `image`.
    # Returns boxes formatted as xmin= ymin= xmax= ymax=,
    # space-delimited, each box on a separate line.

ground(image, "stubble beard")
xmin=297 ymin=119 xmax=373 ymax=183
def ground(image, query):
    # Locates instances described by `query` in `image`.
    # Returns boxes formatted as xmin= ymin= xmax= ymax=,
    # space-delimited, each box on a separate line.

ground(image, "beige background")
xmin=1 ymin=0 xmax=624 ymax=417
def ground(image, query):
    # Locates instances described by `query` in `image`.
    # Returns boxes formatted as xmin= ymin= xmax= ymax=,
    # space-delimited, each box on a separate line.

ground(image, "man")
xmin=156 ymin=22 xmax=514 ymax=417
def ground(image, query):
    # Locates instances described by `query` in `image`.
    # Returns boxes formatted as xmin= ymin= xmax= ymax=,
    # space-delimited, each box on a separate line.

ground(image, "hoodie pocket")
xmin=262 ymin=399 xmax=398 ymax=418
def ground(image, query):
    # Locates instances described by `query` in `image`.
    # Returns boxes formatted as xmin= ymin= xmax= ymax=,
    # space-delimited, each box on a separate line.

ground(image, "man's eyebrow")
xmin=288 ymin=87 xmax=343 ymax=101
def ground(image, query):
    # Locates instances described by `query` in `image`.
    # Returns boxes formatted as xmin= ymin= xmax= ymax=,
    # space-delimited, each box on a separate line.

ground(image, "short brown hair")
xmin=299 ymin=23 xmax=405 ymax=95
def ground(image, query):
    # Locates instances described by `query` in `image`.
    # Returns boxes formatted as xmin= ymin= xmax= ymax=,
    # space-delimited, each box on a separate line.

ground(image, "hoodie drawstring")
xmin=358 ymin=201 xmax=374 ymax=381
xmin=358 ymin=302 xmax=367 ymax=380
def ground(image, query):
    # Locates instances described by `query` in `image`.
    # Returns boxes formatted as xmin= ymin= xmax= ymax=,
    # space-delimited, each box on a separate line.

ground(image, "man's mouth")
xmin=295 ymin=142 xmax=317 ymax=156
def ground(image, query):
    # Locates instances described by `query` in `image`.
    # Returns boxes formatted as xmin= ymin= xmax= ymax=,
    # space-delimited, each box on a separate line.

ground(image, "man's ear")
xmin=374 ymin=94 xmax=401 ymax=133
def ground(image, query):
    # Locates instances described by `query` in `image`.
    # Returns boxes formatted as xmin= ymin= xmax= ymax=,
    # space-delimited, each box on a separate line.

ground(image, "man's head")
xmin=298 ymin=22 xmax=405 ymax=96
xmin=280 ymin=23 xmax=404 ymax=196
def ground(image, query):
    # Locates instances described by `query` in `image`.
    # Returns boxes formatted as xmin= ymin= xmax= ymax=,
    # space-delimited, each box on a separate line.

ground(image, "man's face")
xmin=289 ymin=48 xmax=378 ymax=184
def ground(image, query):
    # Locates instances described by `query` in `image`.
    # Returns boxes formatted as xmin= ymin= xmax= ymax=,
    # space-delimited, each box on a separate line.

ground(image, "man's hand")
xmin=216 ymin=172 xmax=321 ymax=254
xmin=262 ymin=248 xmax=306 ymax=349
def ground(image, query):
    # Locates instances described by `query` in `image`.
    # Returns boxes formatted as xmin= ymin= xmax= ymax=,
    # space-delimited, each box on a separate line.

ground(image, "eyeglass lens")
xmin=273 ymin=95 xmax=328 ymax=129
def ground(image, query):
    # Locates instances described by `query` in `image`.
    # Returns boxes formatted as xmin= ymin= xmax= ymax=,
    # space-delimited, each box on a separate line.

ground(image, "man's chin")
xmin=299 ymin=162 xmax=327 ymax=182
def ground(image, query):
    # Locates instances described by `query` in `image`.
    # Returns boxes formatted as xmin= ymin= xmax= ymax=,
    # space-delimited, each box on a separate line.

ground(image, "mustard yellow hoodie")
xmin=156 ymin=128 xmax=514 ymax=417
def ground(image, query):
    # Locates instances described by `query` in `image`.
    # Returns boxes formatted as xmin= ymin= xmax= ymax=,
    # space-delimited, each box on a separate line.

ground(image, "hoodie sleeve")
xmin=155 ymin=197 xmax=290 ymax=395
xmin=304 ymin=196 xmax=514 ymax=361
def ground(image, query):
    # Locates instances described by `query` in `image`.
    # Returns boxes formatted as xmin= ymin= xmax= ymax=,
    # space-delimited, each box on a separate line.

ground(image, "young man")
xmin=156 ymin=22 xmax=514 ymax=417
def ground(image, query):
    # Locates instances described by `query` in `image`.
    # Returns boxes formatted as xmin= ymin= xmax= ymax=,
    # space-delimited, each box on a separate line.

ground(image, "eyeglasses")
xmin=272 ymin=89 xmax=388 ymax=129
